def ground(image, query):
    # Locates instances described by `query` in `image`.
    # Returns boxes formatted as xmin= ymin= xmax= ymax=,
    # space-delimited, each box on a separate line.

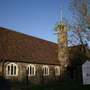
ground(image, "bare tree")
xmin=69 ymin=0 xmax=90 ymax=46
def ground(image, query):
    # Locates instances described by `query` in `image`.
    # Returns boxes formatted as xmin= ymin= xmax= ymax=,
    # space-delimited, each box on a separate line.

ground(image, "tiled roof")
xmin=69 ymin=45 xmax=90 ymax=65
xmin=0 ymin=27 xmax=90 ymax=65
xmin=0 ymin=27 xmax=59 ymax=65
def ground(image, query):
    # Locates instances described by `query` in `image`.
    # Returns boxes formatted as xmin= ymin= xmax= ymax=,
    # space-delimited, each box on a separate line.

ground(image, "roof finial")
xmin=60 ymin=6 xmax=63 ymax=22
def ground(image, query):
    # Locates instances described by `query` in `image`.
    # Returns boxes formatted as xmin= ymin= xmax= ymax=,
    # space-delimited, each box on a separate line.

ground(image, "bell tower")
xmin=55 ymin=10 xmax=69 ymax=76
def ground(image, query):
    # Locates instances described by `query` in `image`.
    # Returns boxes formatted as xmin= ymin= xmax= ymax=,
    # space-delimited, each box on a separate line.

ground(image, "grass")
xmin=1 ymin=77 xmax=90 ymax=90
xmin=29 ymin=80 xmax=90 ymax=90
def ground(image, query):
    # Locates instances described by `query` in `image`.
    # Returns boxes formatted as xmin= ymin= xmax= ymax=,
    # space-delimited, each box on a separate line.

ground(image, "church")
xmin=0 ymin=26 xmax=61 ymax=85
xmin=0 ymin=24 xmax=90 ymax=86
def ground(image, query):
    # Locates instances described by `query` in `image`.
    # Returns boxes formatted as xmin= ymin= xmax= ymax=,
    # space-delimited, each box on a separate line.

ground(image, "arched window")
xmin=42 ymin=65 xmax=49 ymax=76
xmin=27 ymin=64 xmax=35 ymax=76
xmin=6 ymin=63 xmax=18 ymax=76
xmin=55 ymin=66 xmax=60 ymax=76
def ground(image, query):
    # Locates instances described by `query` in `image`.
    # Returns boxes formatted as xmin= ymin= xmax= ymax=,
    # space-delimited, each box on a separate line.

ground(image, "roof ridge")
xmin=0 ymin=27 xmax=57 ymax=45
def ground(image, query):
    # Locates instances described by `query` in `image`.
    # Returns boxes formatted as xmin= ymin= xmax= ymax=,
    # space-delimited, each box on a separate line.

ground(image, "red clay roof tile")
xmin=0 ymin=27 xmax=59 ymax=65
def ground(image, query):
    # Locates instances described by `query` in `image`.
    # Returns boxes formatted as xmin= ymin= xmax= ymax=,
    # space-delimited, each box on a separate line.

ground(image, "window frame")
xmin=42 ymin=65 xmax=49 ymax=76
xmin=27 ymin=64 xmax=36 ymax=76
xmin=55 ymin=66 xmax=60 ymax=76
xmin=6 ymin=63 xmax=18 ymax=76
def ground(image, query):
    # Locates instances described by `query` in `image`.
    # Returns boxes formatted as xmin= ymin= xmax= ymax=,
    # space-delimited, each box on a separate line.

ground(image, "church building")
xmin=0 ymin=24 xmax=90 ymax=86
xmin=0 ymin=27 xmax=61 ymax=85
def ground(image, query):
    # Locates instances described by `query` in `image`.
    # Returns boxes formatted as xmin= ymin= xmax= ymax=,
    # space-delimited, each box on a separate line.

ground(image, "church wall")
xmin=0 ymin=62 xmax=2 ymax=76
xmin=75 ymin=65 xmax=83 ymax=82
xmin=2 ymin=61 xmax=60 ymax=85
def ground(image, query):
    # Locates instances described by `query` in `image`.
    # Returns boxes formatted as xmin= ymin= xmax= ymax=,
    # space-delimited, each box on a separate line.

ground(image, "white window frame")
xmin=55 ymin=66 xmax=60 ymax=76
xmin=42 ymin=65 xmax=49 ymax=76
xmin=27 ymin=64 xmax=36 ymax=76
xmin=6 ymin=63 xmax=18 ymax=76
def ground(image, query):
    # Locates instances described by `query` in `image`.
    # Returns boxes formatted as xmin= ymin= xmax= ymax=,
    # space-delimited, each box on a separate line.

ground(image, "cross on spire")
xmin=60 ymin=7 xmax=63 ymax=22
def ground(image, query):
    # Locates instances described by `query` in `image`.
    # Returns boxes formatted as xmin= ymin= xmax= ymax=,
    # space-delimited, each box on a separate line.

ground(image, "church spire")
xmin=55 ymin=6 xmax=69 ymax=77
xmin=60 ymin=7 xmax=63 ymax=22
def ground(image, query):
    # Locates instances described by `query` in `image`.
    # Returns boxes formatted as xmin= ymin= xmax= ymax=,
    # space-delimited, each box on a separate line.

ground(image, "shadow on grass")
xmin=28 ymin=80 xmax=90 ymax=90
xmin=0 ymin=76 xmax=11 ymax=90
xmin=0 ymin=77 xmax=90 ymax=90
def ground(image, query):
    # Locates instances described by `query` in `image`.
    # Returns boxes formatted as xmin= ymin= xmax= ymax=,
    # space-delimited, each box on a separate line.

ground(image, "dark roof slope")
xmin=69 ymin=45 xmax=90 ymax=66
xmin=0 ymin=27 xmax=59 ymax=65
